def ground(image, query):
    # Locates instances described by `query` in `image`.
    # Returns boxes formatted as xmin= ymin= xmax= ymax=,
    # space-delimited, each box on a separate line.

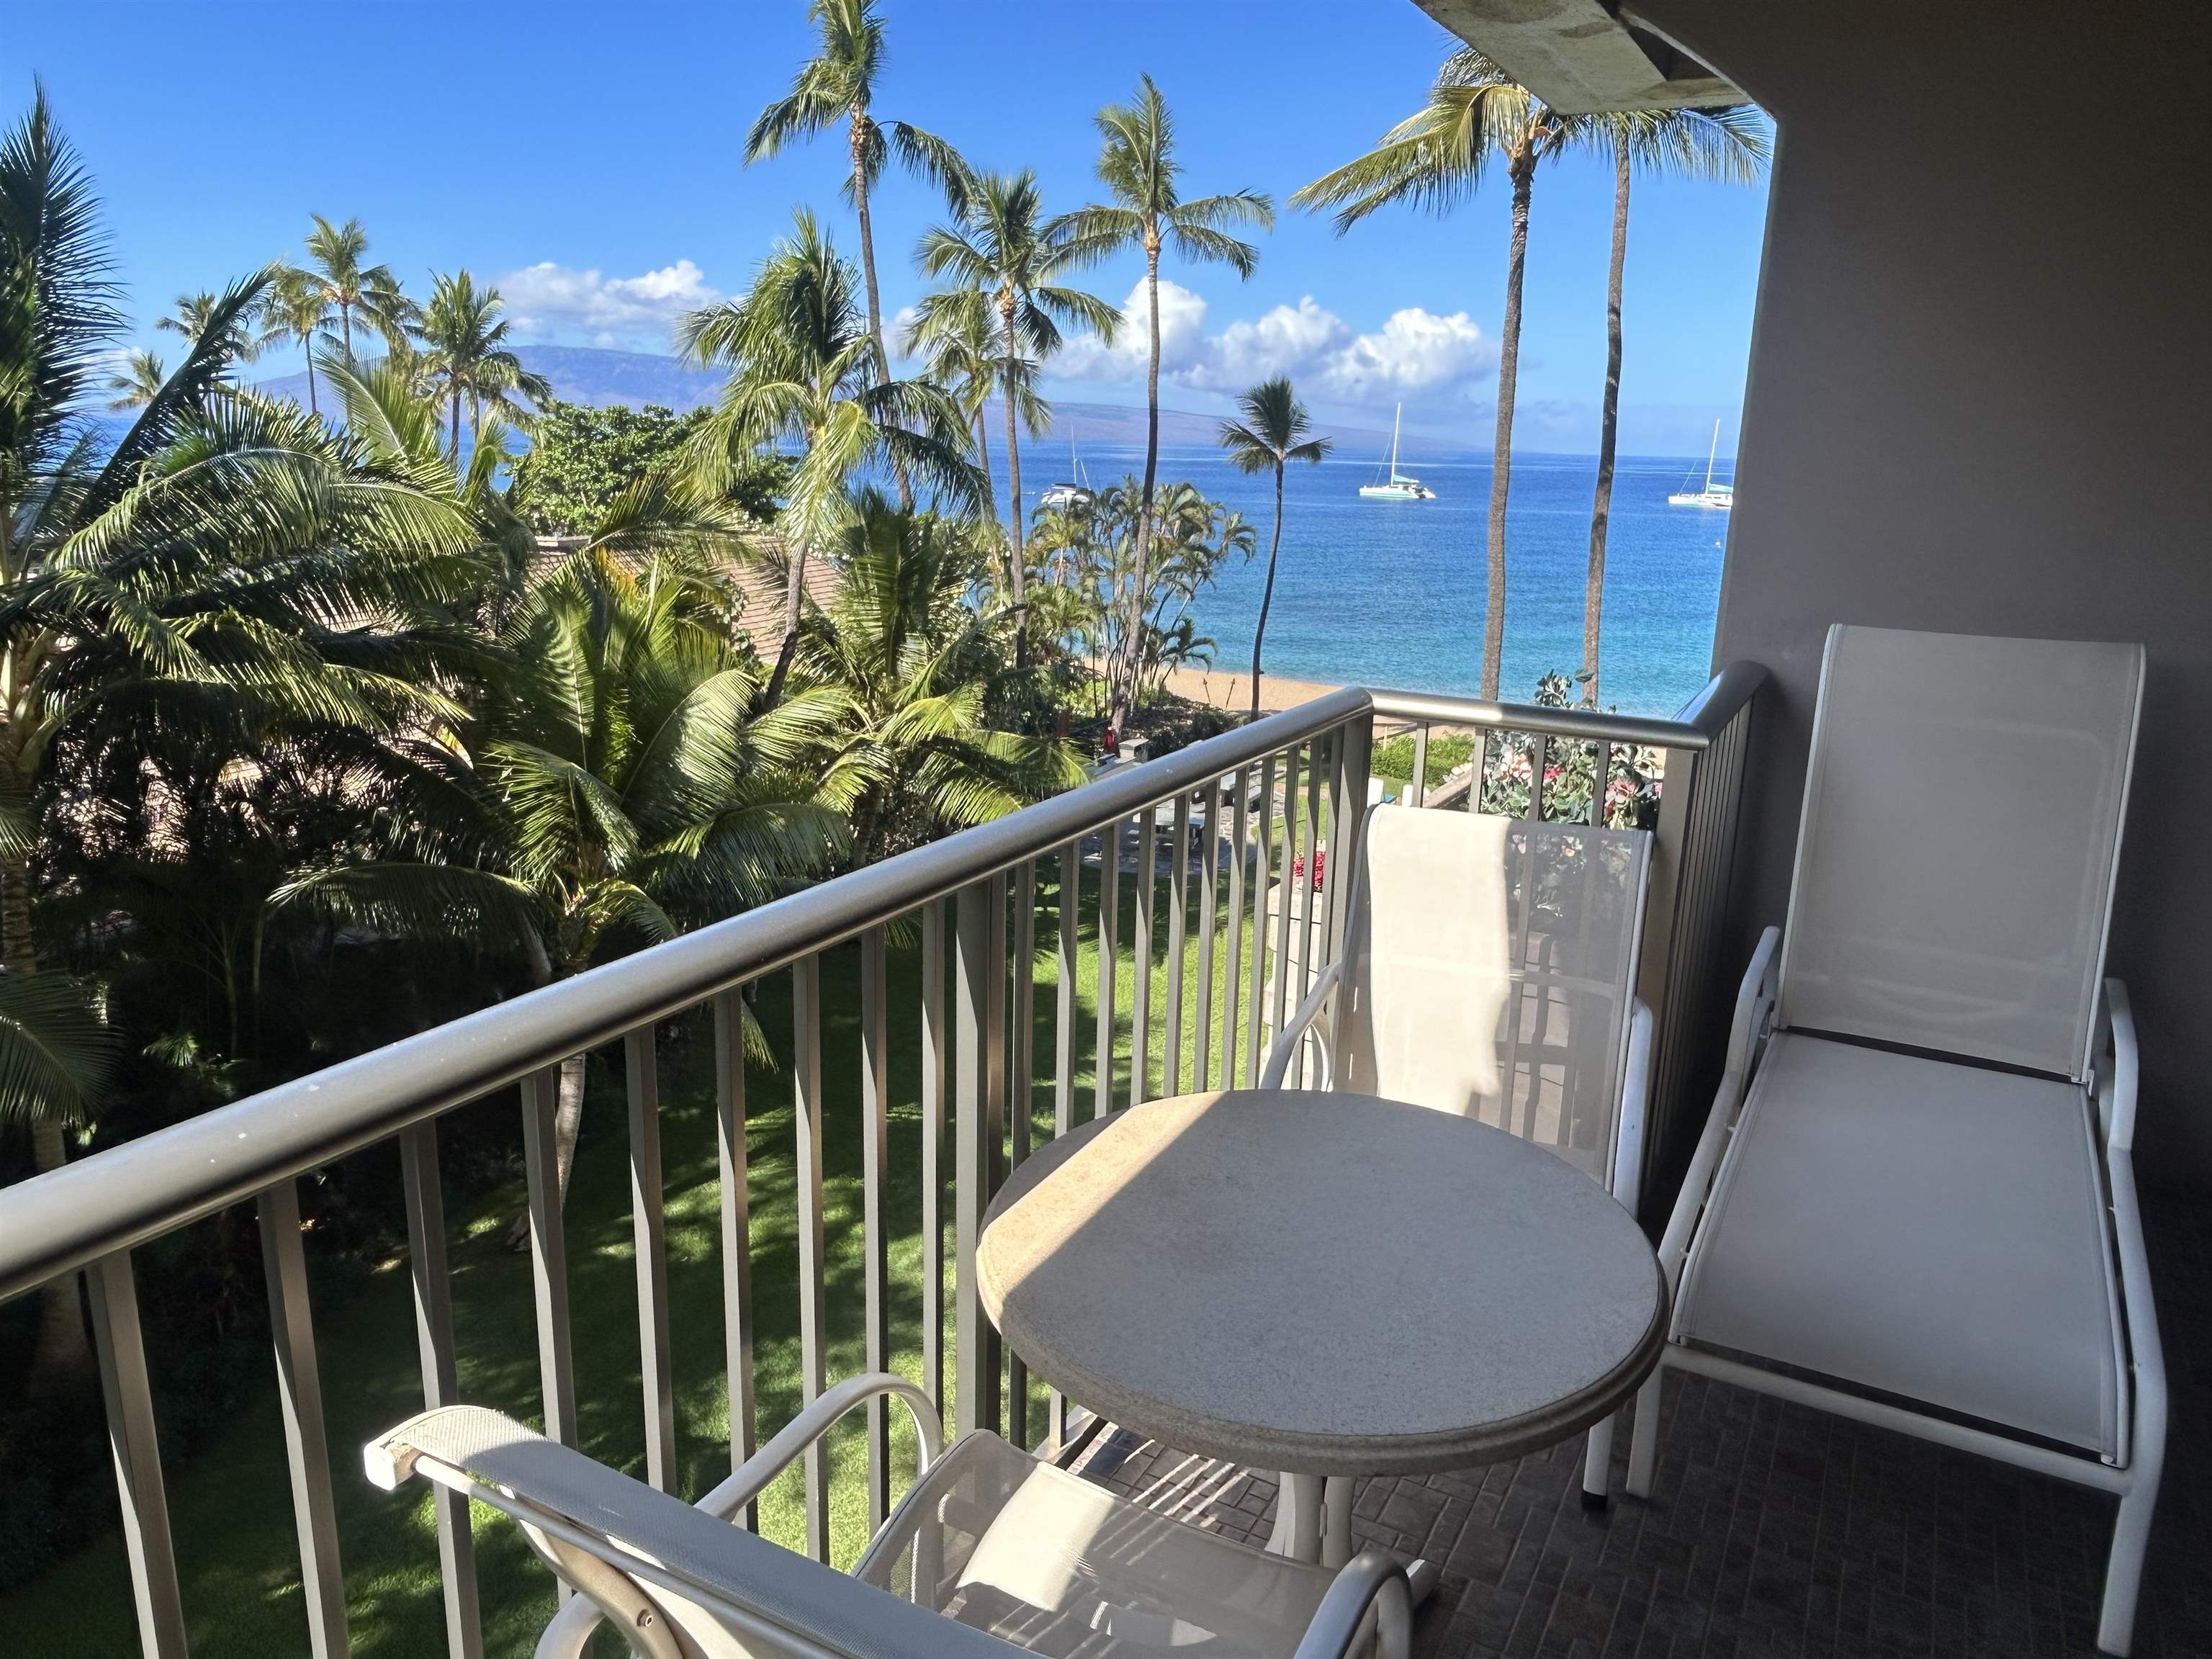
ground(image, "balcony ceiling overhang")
xmin=1411 ymin=0 xmax=1743 ymax=112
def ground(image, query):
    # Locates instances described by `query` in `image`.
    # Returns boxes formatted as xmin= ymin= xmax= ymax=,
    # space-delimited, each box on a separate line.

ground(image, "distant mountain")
xmin=253 ymin=344 xmax=725 ymax=413
xmin=251 ymin=345 xmax=1396 ymax=446
xmin=1033 ymin=400 xmax=1394 ymax=451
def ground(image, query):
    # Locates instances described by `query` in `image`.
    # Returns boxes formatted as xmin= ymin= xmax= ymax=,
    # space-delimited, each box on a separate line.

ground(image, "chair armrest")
xmin=1654 ymin=927 xmax=1781 ymax=1295
xmin=693 ymin=1371 xmax=943 ymax=1526
xmin=1292 ymin=1550 xmax=1413 ymax=1659
xmin=1259 ymin=961 xmax=1341 ymax=1090
xmin=536 ymin=1372 xmax=944 ymax=1659
xmin=1609 ymin=1001 xmax=1656 ymax=1220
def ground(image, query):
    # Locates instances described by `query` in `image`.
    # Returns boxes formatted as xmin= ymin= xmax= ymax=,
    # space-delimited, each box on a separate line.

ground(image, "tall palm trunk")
xmin=1114 ymin=238 xmax=1164 ymax=732
xmin=1480 ymin=143 xmax=1536 ymax=703
xmin=973 ymin=404 xmax=995 ymax=521
xmin=451 ymin=390 xmax=462 ymax=460
xmin=6 ymin=858 xmax=91 ymax=1390
xmin=1583 ymin=138 xmax=1629 ymax=707
xmin=1250 ymin=464 xmax=1285 ymax=719
xmin=763 ymin=546 xmax=808 ymax=709
xmin=304 ymin=346 xmax=318 ymax=417
xmin=338 ymin=299 xmax=352 ymax=361
xmin=551 ymin=1051 xmax=587 ymax=1202
xmin=999 ymin=305 xmax=1028 ymax=670
xmin=850 ymin=113 xmax=914 ymax=513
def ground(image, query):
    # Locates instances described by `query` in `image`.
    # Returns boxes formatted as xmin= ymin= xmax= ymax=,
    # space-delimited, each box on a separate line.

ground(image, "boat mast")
xmin=1704 ymin=421 xmax=1719 ymax=493
xmin=1390 ymin=403 xmax=1402 ymax=482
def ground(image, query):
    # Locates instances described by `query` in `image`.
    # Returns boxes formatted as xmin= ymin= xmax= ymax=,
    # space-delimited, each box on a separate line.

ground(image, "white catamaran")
xmin=1668 ymin=421 xmax=1735 ymax=509
xmin=1037 ymin=428 xmax=1095 ymax=513
xmin=1358 ymin=404 xmax=1436 ymax=500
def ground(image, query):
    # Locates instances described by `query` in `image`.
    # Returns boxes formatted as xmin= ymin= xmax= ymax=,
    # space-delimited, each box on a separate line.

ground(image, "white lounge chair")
xmin=367 ymin=1372 xmax=1414 ymax=1659
xmin=1627 ymin=625 xmax=2164 ymax=1657
xmin=1262 ymin=803 xmax=1656 ymax=1514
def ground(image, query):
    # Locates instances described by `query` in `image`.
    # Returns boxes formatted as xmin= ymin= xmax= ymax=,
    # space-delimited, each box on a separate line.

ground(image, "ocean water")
xmin=1022 ymin=439 xmax=1735 ymax=718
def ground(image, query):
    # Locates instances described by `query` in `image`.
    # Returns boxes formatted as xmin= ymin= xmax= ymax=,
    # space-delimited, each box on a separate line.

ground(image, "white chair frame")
xmin=367 ymin=1373 xmax=1416 ymax=1659
xmin=1260 ymin=811 xmax=1658 ymax=1522
xmin=1629 ymin=927 xmax=2166 ymax=1656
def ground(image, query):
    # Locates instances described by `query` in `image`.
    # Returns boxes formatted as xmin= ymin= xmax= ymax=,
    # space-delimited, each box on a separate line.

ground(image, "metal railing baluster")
xmin=790 ymin=953 xmax=830 ymax=1562
xmin=920 ymin=904 xmax=946 ymax=1424
xmin=1298 ymin=737 xmax=1326 ymax=1084
xmin=1049 ymin=848 xmax=1076 ymax=1446
xmin=398 ymin=1124 xmax=481 ymax=1655
xmin=256 ymin=1178 xmax=349 ymax=1659
xmin=519 ymin=1066 xmax=578 ymax=1457
xmin=1008 ymin=865 xmax=1035 ymax=1448
xmin=1095 ymin=818 xmax=1120 ymax=1119
xmin=1529 ymin=734 xmax=1549 ymax=823
xmin=1244 ymin=753 xmax=1275 ymax=1084
xmin=1166 ymin=793 xmax=1190 ymax=1096
xmin=859 ymin=927 xmax=892 ymax=1528
xmin=1411 ymin=723 xmax=1430 ymax=808
xmin=1270 ymin=745 xmax=1301 ymax=1058
xmin=711 ymin=990 xmax=758 ymax=1522
xmin=1054 ymin=845 xmax=1076 ymax=1137
xmin=1133 ymin=809 xmax=1157 ymax=1103
xmin=89 ymin=1249 xmax=187 ymax=1659
xmin=624 ymin=1027 xmax=676 ymax=1493
xmin=954 ymin=878 xmax=1004 ymax=1437
xmin=1223 ymin=768 xmax=1249 ymax=1087
xmin=1194 ymin=783 xmax=1219 ymax=1091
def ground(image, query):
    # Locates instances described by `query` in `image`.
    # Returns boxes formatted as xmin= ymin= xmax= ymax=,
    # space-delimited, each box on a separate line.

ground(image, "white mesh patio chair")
xmin=1629 ymin=625 xmax=2164 ymax=1657
xmin=1260 ymin=803 xmax=1656 ymax=1513
xmin=367 ymin=1373 xmax=1414 ymax=1659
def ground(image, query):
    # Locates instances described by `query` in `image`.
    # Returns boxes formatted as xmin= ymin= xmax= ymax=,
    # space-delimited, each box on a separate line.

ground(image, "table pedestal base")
xmin=1267 ymin=1472 xmax=1437 ymax=1609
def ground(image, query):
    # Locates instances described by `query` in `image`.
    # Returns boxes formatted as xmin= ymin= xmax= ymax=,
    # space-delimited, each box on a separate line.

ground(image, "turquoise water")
xmin=1024 ymin=440 xmax=1735 ymax=717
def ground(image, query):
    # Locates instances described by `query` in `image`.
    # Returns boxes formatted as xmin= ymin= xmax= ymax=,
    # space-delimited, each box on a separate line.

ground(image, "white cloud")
xmin=1055 ymin=280 xmax=1497 ymax=414
xmin=496 ymin=259 xmax=723 ymax=350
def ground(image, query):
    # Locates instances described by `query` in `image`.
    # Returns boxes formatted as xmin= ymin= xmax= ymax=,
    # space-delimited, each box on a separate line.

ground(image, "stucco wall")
xmin=1639 ymin=0 xmax=2211 ymax=1182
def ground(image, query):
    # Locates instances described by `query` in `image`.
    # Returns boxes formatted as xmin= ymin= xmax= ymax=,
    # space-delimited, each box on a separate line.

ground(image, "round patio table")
xmin=979 ymin=1088 xmax=1666 ymax=1567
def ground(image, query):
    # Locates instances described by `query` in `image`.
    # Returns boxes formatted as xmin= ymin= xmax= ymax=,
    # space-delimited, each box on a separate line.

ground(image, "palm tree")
xmin=682 ymin=209 xmax=981 ymax=706
xmin=1577 ymin=109 xmax=1767 ymax=702
xmin=156 ymin=289 xmax=263 ymax=366
xmin=1294 ymin=48 xmax=1585 ymax=701
xmin=261 ymin=266 xmax=328 ymax=414
xmin=279 ymin=213 xmax=418 ymax=363
xmin=102 ymin=349 xmax=166 ymax=410
xmin=746 ymin=0 xmax=968 ymax=506
xmin=1218 ymin=377 xmax=1331 ymax=717
xmin=1062 ymin=75 xmax=1272 ymax=728
xmin=804 ymin=498 xmax=1085 ymax=862
xmin=282 ymin=552 xmax=852 ymax=1209
xmin=902 ymin=293 xmax=1004 ymax=522
xmin=0 ymin=94 xmax=475 ymax=1385
xmin=913 ymin=171 xmax=1117 ymax=661
xmin=419 ymin=269 xmax=554 ymax=457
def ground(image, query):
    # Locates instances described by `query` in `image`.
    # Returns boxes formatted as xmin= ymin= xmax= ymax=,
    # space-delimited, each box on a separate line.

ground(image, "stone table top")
xmin=979 ymin=1089 xmax=1666 ymax=1477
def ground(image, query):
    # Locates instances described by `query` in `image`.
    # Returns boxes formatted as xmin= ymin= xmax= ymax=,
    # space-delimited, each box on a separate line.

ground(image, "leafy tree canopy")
xmin=511 ymin=399 xmax=784 ymax=535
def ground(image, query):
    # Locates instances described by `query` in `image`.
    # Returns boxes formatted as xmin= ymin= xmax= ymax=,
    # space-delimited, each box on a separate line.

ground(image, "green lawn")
xmin=0 ymin=823 xmax=1326 ymax=1656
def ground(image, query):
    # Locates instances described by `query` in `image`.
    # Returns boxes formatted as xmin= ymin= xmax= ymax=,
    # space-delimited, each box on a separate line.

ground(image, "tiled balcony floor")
xmin=1071 ymin=1194 xmax=2208 ymax=1658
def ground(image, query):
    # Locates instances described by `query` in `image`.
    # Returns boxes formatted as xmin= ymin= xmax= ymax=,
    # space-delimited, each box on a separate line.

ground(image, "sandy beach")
xmin=1154 ymin=663 xmax=1346 ymax=715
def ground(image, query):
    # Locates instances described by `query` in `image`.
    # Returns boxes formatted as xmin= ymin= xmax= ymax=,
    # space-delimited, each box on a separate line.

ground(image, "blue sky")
xmin=9 ymin=0 xmax=1770 ymax=454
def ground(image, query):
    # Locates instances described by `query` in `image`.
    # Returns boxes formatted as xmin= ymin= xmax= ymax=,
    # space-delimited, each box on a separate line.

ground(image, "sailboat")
xmin=1038 ymin=427 xmax=1095 ymax=513
xmin=1668 ymin=421 xmax=1735 ymax=509
xmin=1358 ymin=404 xmax=1436 ymax=500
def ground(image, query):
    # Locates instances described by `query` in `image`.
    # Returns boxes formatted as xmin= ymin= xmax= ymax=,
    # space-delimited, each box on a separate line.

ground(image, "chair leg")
xmin=1322 ymin=1476 xmax=1354 ymax=1568
xmin=1625 ymin=1362 xmax=1665 ymax=1499
xmin=1580 ymin=1414 xmax=1614 ymax=1510
xmin=2098 ymin=1478 xmax=2159 ymax=1656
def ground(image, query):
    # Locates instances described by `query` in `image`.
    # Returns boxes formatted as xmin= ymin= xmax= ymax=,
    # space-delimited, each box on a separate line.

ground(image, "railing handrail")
xmin=0 ymin=668 xmax=1768 ymax=1302
xmin=1367 ymin=660 xmax=1766 ymax=752
xmin=0 ymin=687 xmax=1366 ymax=1300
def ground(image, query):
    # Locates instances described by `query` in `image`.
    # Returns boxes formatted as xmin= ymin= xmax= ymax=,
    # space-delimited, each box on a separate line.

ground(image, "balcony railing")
xmin=0 ymin=667 xmax=1761 ymax=1659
